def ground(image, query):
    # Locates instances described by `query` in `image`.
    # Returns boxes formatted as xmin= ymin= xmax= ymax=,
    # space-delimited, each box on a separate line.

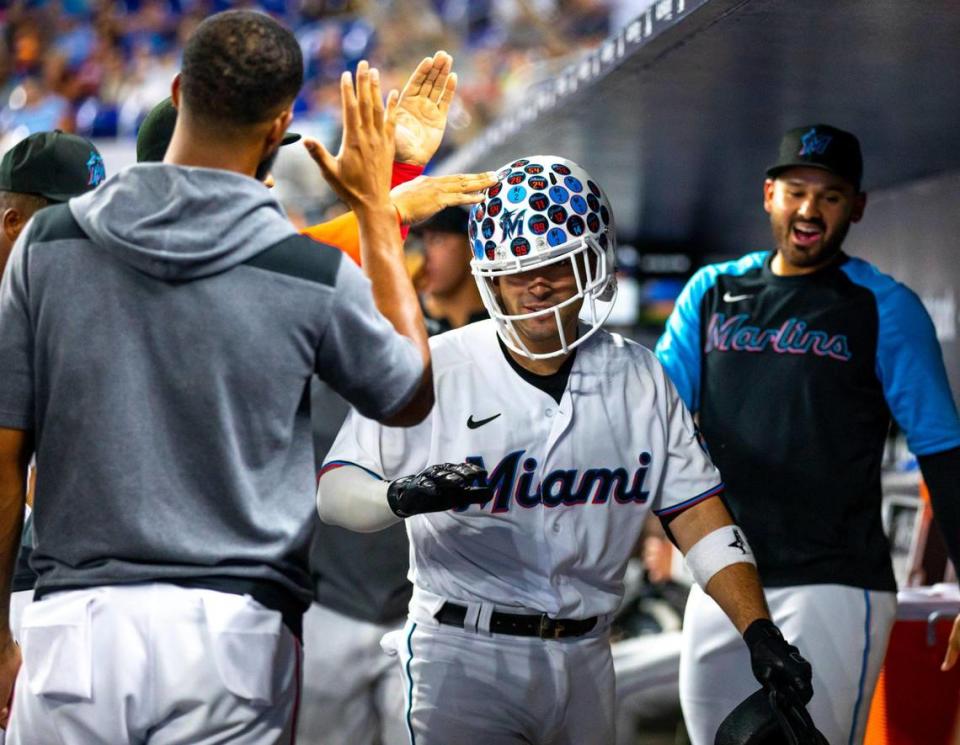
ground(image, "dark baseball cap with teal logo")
xmin=136 ymin=97 xmax=301 ymax=163
xmin=0 ymin=130 xmax=106 ymax=202
xmin=766 ymin=124 xmax=863 ymax=191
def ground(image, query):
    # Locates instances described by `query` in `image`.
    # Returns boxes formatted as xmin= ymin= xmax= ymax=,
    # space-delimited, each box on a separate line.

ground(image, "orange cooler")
xmin=865 ymin=586 xmax=960 ymax=745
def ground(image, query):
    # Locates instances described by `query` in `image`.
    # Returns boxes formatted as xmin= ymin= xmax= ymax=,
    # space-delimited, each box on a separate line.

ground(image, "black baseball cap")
xmin=136 ymin=97 xmax=302 ymax=163
xmin=766 ymin=124 xmax=863 ymax=191
xmin=413 ymin=206 xmax=470 ymax=235
xmin=0 ymin=130 xmax=105 ymax=202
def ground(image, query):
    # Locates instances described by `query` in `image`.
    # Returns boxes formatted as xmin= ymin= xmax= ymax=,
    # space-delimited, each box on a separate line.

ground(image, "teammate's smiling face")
xmin=493 ymin=259 xmax=583 ymax=350
xmin=764 ymin=167 xmax=866 ymax=272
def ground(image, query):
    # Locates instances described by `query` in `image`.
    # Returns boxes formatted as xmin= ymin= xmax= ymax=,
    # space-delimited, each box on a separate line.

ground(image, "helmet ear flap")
xmin=598 ymin=275 xmax=617 ymax=303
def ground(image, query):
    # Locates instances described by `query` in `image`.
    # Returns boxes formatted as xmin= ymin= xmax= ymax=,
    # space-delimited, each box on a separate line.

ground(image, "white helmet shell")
xmin=468 ymin=155 xmax=617 ymax=359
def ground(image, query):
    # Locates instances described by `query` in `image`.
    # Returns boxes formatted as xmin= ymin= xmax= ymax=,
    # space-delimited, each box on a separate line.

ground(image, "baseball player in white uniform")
xmin=317 ymin=156 xmax=816 ymax=744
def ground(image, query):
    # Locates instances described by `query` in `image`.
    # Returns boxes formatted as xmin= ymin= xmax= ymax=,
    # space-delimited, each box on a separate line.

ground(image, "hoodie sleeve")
xmin=0 ymin=223 xmax=36 ymax=430
xmin=316 ymin=258 xmax=424 ymax=421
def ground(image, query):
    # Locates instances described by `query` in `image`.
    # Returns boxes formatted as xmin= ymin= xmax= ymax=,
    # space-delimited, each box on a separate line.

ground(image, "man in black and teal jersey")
xmin=657 ymin=124 xmax=960 ymax=745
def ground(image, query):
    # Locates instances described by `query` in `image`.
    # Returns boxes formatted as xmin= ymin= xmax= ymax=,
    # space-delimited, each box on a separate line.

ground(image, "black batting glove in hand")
xmin=743 ymin=618 xmax=814 ymax=706
xmin=387 ymin=463 xmax=491 ymax=518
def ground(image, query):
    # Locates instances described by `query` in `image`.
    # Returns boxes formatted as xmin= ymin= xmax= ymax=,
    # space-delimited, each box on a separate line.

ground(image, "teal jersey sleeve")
xmin=655 ymin=251 xmax=767 ymax=413
xmin=842 ymin=258 xmax=960 ymax=456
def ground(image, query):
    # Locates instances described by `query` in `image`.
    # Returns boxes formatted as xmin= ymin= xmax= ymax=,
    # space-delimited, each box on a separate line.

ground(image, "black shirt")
xmin=657 ymin=251 xmax=960 ymax=592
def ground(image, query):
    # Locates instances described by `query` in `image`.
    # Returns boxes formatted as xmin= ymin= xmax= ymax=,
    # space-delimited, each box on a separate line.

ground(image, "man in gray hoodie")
xmin=0 ymin=10 xmax=432 ymax=744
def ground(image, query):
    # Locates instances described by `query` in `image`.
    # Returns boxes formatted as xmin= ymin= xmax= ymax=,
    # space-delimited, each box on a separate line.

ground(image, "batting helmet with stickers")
xmin=715 ymin=688 xmax=829 ymax=745
xmin=468 ymin=155 xmax=617 ymax=359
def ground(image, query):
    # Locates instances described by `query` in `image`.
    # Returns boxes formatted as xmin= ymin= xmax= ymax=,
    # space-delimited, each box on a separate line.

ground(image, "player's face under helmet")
xmin=468 ymin=155 xmax=617 ymax=359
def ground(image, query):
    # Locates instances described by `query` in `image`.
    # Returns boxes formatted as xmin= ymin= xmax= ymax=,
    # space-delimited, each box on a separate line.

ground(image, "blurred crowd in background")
xmin=0 ymin=0 xmax=669 ymax=337
xmin=0 ymin=0 xmax=650 ymax=157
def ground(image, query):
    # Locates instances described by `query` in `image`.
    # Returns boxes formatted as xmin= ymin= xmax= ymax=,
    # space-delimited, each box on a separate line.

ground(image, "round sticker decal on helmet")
xmin=587 ymin=180 xmax=601 ymax=196
xmin=529 ymin=214 xmax=549 ymax=235
xmin=587 ymin=213 xmax=601 ymax=232
xmin=529 ymin=192 xmax=549 ymax=211
xmin=547 ymin=228 xmax=567 ymax=246
xmin=564 ymin=176 xmax=583 ymax=193
xmin=481 ymin=218 xmax=495 ymax=239
xmin=567 ymin=215 xmax=585 ymax=237
xmin=511 ymin=159 xmax=530 ymax=168
xmin=469 ymin=220 xmax=478 ymax=240
xmin=524 ymin=163 xmax=544 ymax=175
xmin=488 ymin=181 xmax=503 ymax=198
xmin=507 ymin=171 xmax=526 ymax=185
xmin=511 ymin=237 xmax=531 ymax=257
xmin=548 ymin=205 xmax=568 ymax=224
xmin=548 ymin=186 xmax=569 ymax=204
xmin=473 ymin=204 xmax=485 ymax=222
xmin=508 ymin=185 xmax=527 ymax=204
xmin=570 ymin=195 xmax=588 ymax=215
xmin=528 ymin=175 xmax=548 ymax=190
xmin=485 ymin=240 xmax=498 ymax=260
xmin=497 ymin=168 xmax=511 ymax=180
xmin=487 ymin=198 xmax=503 ymax=218
xmin=551 ymin=163 xmax=572 ymax=175
xmin=473 ymin=239 xmax=484 ymax=259
xmin=600 ymin=205 xmax=610 ymax=226
xmin=586 ymin=193 xmax=600 ymax=212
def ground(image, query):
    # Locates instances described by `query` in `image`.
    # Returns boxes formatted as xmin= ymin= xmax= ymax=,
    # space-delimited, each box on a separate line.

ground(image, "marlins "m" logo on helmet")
xmin=499 ymin=208 xmax=526 ymax=240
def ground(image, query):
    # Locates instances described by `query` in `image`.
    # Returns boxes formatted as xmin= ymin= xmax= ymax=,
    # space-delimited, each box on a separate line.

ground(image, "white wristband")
xmin=684 ymin=525 xmax=756 ymax=590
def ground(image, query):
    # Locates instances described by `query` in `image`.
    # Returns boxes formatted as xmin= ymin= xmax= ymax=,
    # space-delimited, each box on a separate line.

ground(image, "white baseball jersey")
xmin=324 ymin=319 xmax=723 ymax=620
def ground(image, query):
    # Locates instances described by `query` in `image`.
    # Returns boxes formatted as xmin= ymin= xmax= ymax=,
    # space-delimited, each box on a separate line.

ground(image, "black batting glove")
xmin=387 ymin=463 xmax=491 ymax=518
xmin=743 ymin=618 xmax=814 ymax=706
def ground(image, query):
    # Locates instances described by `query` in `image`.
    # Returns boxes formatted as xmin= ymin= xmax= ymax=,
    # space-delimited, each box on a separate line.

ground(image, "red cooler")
xmin=865 ymin=585 xmax=960 ymax=744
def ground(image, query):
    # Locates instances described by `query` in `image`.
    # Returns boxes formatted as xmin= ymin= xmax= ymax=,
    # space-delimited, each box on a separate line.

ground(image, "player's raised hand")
xmin=394 ymin=52 xmax=457 ymax=167
xmin=387 ymin=463 xmax=491 ymax=518
xmin=304 ymin=60 xmax=399 ymax=212
xmin=0 ymin=633 xmax=21 ymax=729
xmin=392 ymin=172 xmax=497 ymax=226
xmin=941 ymin=613 xmax=960 ymax=671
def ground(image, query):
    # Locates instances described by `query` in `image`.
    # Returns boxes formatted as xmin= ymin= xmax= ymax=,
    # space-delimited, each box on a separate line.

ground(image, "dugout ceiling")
xmin=439 ymin=0 xmax=960 ymax=257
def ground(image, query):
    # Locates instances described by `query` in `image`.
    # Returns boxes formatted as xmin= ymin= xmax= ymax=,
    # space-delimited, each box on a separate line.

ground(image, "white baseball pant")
xmin=6 ymin=583 xmax=300 ymax=745
xmin=612 ymin=630 xmax=683 ymax=745
xmin=383 ymin=616 xmax=615 ymax=745
xmin=297 ymin=602 xmax=406 ymax=745
xmin=680 ymin=583 xmax=896 ymax=745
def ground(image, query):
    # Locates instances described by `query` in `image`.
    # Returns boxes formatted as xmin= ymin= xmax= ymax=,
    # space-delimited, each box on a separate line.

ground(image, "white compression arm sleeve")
xmin=316 ymin=465 xmax=401 ymax=532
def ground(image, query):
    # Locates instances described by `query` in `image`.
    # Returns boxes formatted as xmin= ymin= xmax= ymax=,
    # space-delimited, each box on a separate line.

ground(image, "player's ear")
xmin=170 ymin=74 xmax=182 ymax=109
xmin=265 ymin=107 xmax=294 ymax=151
xmin=850 ymin=192 xmax=867 ymax=223
xmin=2 ymin=207 xmax=24 ymax=245
xmin=762 ymin=178 xmax=776 ymax=215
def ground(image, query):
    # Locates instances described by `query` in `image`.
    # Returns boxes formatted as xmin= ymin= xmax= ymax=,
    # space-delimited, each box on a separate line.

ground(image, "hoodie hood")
xmin=70 ymin=163 xmax=298 ymax=280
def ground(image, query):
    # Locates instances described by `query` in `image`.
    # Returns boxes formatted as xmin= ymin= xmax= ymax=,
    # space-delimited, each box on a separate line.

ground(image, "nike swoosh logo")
xmin=722 ymin=292 xmax=755 ymax=302
xmin=467 ymin=413 xmax=502 ymax=429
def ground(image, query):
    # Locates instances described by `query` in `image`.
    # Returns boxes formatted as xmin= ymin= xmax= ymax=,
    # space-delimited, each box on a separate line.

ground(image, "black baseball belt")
xmin=435 ymin=602 xmax=597 ymax=640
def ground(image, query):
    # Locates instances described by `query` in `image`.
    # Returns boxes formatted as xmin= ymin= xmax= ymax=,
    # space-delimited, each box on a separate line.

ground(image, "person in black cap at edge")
xmin=0 ymin=130 xmax=105 ymax=275
xmin=0 ymin=131 xmax=105 ymax=676
xmin=657 ymin=123 xmax=960 ymax=744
